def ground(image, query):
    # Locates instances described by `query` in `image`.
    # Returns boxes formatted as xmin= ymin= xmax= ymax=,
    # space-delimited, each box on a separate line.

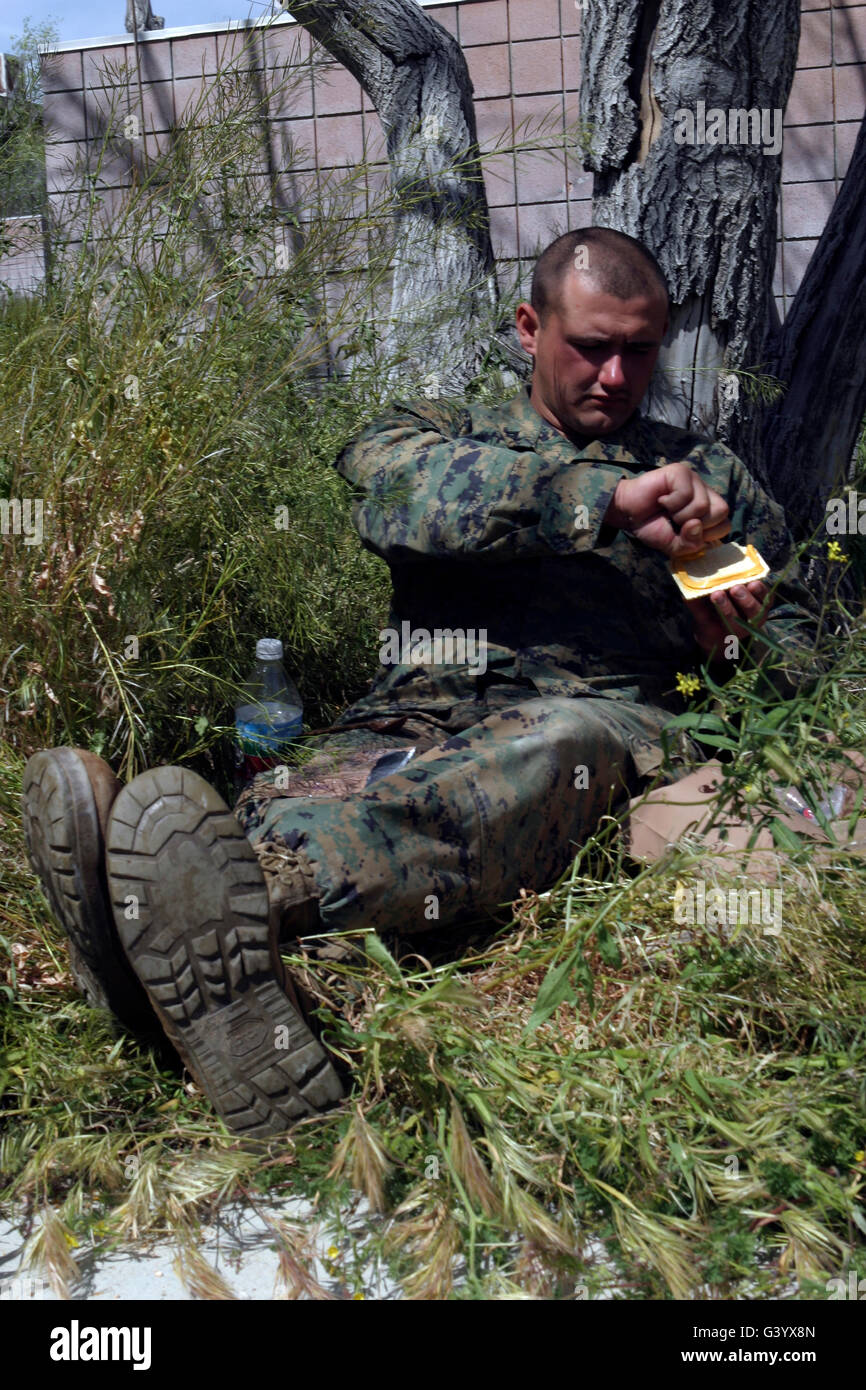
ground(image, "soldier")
xmin=21 ymin=226 xmax=821 ymax=1138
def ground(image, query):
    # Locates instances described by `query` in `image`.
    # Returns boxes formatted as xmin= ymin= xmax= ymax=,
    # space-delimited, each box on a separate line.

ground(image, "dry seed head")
xmin=395 ymin=1199 xmax=462 ymax=1301
xmin=505 ymin=1184 xmax=574 ymax=1257
xmin=172 ymin=1241 xmax=239 ymax=1300
xmin=392 ymin=1009 xmax=433 ymax=1050
xmin=327 ymin=1105 xmax=391 ymax=1214
xmin=448 ymin=1098 xmax=501 ymax=1218
xmin=20 ymin=1206 xmax=80 ymax=1299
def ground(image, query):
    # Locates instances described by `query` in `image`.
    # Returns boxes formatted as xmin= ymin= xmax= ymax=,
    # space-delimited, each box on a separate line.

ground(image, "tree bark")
xmin=581 ymin=0 xmax=800 ymax=474
xmin=761 ymin=110 xmax=866 ymax=541
xmin=285 ymin=0 xmax=499 ymax=392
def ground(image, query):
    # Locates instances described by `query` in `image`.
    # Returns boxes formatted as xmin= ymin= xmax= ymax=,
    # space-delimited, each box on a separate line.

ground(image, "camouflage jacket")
xmin=334 ymin=387 xmax=820 ymax=715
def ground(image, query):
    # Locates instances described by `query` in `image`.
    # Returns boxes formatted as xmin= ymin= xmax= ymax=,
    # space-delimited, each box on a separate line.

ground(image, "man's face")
xmin=515 ymin=271 xmax=669 ymax=438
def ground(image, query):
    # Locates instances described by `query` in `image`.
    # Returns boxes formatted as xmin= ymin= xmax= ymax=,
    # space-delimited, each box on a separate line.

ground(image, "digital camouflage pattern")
xmin=236 ymin=387 xmax=822 ymax=938
xmin=335 ymin=386 xmax=820 ymax=709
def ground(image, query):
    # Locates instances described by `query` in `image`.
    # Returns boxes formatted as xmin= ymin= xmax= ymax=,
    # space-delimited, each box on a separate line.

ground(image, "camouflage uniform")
xmin=234 ymin=387 xmax=819 ymax=937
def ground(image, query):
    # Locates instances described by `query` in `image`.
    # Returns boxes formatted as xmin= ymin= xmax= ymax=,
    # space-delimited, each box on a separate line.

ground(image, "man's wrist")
xmin=604 ymin=479 xmax=632 ymax=531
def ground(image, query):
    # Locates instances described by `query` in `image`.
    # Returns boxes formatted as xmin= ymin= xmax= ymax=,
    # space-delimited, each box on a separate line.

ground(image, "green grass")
xmin=1 ymin=22 xmax=865 ymax=1300
xmin=3 ymin=611 xmax=865 ymax=1300
xmin=3 ymin=682 xmax=866 ymax=1299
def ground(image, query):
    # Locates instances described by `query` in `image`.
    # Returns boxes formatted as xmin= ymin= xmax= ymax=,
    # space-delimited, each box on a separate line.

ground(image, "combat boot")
xmin=21 ymin=747 xmax=159 ymax=1032
xmin=103 ymin=765 xmax=345 ymax=1138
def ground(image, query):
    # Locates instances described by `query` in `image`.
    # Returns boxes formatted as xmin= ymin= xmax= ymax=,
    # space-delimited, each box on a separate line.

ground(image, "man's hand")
xmin=688 ymin=581 xmax=773 ymax=664
xmin=605 ymin=462 xmax=731 ymax=558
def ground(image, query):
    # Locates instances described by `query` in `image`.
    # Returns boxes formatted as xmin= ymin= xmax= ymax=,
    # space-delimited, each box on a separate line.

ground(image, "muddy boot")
xmin=104 ymin=766 xmax=345 ymax=1138
xmin=21 ymin=747 xmax=160 ymax=1032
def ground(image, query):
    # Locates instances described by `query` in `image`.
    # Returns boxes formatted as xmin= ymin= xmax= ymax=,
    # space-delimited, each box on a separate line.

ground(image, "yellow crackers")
xmin=669 ymin=540 xmax=770 ymax=599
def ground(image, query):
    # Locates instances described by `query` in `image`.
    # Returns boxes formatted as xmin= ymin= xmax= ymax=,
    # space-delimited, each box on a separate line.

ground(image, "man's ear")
xmin=515 ymin=302 xmax=540 ymax=356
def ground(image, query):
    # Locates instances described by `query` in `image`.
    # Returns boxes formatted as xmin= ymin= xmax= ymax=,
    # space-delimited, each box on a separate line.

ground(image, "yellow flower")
xmin=327 ymin=1245 xmax=339 ymax=1260
xmin=352 ymin=1291 xmax=364 ymax=1300
xmin=827 ymin=540 xmax=846 ymax=563
xmin=676 ymin=672 xmax=701 ymax=697
xmin=855 ymin=1150 xmax=865 ymax=1164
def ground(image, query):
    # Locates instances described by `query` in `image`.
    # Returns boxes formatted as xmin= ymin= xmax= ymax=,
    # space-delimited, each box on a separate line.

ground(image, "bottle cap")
xmin=256 ymin=638 xmax=284 ymax=661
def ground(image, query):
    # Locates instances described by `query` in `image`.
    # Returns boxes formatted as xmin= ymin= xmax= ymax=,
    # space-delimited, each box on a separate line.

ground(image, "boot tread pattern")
xmin=105 ymin=767 xmax=343 ymax=1137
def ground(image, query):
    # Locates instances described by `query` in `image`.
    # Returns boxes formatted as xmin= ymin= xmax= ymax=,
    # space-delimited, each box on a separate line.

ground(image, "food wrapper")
xmin=669 ymin=540 xmax=769 ymax=599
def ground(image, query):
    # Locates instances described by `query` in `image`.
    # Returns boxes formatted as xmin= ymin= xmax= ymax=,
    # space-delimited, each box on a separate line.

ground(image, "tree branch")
xmin=285 ymin=0 xmax=500 ymax=391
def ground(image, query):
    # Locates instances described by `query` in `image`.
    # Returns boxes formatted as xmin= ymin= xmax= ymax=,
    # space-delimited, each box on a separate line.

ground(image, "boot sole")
xmin=104 ymin=766 xmax=344 ymax=1137
xmin=20 ymin=748 xmax=158 ymax=1031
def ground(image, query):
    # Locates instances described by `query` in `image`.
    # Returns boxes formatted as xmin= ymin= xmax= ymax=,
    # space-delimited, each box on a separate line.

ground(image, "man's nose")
xmin=599 ymin=353 xmax=627 ymax=389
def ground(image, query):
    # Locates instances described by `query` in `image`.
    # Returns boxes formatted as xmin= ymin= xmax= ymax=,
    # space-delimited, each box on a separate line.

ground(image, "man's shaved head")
xmin=530 ymin=226 xmax=669 ymax=321
xmin=515 ymin=227 xmax=670 ymax=437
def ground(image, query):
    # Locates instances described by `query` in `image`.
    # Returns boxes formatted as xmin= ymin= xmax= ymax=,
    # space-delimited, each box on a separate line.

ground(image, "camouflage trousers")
xmin=233 ymin=682 xmax=688 ymax=938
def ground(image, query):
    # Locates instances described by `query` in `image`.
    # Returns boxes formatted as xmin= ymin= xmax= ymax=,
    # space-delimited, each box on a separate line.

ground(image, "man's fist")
xmin=605 ymin=462 xmax=731 ymax=559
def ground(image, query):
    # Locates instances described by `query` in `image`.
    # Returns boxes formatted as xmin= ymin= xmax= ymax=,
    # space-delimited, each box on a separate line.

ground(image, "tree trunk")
xmin=581 ymin=0 xmax=866 ymax=567
xmin=761 ymin=110 xmax=866 ymax=542
xmin=285 ymin=0 xmax=499 ymax=392
xmin=581 ymin=0 xmax=800 ymax=476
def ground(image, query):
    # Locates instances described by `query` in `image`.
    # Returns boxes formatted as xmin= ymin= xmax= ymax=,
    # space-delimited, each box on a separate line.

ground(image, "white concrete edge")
xmin=39 ymin=0 xmax=464 ymax=56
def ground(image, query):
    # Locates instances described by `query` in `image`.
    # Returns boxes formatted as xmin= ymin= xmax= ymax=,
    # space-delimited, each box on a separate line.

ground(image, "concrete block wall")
xmin=3 ymin=0 xmax=864 ymax=317
xmin=0 ymin=215 xmax=48 ymax=294
xmin=779 ymin=0 xmax=866 ymax=316
xmin=32 ymin=3 xmax=584 ymax=309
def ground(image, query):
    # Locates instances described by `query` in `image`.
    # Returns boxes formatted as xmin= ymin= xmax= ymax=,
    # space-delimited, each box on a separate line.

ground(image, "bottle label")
xmin=235 ymin=715 xmax=303 ymax=753
xmin=232 ymin=716 xmax=304 ymax=795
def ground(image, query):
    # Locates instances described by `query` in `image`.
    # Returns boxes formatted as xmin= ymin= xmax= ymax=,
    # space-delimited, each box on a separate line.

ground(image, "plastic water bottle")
xmin=775 ymin=782 xmax=849 ymax=822
xmin=816 ymin=784 xmax=848 ymax=820
xmin=774 ymin=786 xmax=816 ymax=821
xmin=234 ymin=638 xmax=303 ymax=791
